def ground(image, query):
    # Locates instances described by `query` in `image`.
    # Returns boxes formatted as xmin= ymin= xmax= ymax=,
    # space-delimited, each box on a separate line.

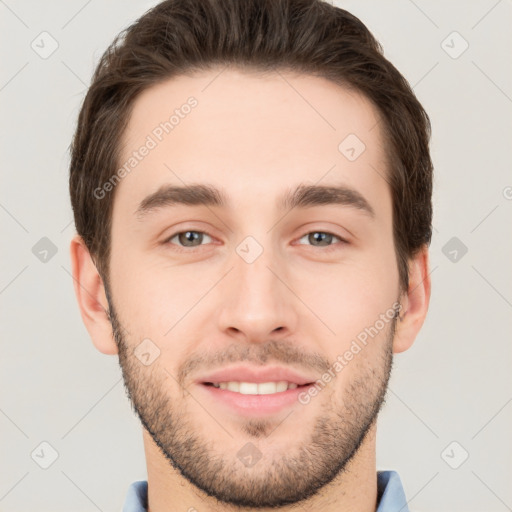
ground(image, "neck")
xmin=143 ymin=422 xmax=379 ymax=512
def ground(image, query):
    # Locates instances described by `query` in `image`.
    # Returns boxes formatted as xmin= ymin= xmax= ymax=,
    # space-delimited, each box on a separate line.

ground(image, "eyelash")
xmin=163 ymin=230 xmax=348 ymax=253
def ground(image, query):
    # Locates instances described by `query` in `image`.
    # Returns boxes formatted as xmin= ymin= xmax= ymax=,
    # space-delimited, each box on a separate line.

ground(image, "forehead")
xmin=114 ymin=67 xmax=390 ymax=220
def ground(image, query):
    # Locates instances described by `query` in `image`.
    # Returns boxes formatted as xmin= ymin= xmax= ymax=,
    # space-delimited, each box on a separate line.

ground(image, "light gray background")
xmin=1 ymin=1 xmax=511 ymax=511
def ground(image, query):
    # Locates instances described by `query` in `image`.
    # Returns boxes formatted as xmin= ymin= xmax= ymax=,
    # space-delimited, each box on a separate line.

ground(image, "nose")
xmin=216 ymin=241 xmax=299 ymax=343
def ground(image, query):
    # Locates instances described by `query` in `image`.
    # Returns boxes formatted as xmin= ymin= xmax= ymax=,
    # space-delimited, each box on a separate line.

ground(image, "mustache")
xmin=177 ymin=339 xmax=332 ymax=388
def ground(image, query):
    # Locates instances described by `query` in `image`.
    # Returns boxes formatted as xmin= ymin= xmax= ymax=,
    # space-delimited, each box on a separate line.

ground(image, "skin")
xmin=70 ymin=67 xmax=431 ymax=512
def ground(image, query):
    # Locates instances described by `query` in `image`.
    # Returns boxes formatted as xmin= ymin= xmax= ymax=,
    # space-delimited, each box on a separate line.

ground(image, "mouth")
xmin=202 ymin=380 xmax=313 ymax=394
xmin=197 ymin=379 xmax=316 ymax=416
xmin=194 ymin=365 xmax=318 ymax=416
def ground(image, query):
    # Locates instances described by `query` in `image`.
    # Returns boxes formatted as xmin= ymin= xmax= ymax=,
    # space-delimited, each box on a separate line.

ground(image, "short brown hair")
xmin=69 ymin=0 xmax=433 ymax=294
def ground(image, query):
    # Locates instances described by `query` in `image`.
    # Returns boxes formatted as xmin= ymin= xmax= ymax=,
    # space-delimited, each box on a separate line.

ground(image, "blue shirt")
xmin=123 ymin=470 xmax=409 ymax=511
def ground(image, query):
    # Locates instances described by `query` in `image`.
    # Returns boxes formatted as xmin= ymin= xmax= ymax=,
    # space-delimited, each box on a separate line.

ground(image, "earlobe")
xmin=392 ymin=246 xmax=431 ymax=354
xmin=69 ymin=234 xmax=119 ymax=355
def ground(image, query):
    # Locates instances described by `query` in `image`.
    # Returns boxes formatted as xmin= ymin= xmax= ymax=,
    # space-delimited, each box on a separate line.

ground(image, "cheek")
xmin=292 ymin=248 xmax=398 ymax=344
xmin=109 ymin=249 xmax=170 ymax=334
xmin=110 ymin=250 xmax=221 ymax=347
xmin=109 ymin=216 xmax=399 ymax=352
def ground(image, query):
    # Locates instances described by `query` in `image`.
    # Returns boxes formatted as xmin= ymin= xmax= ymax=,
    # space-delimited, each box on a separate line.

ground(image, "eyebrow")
xmin=135 ymin=182 xmax=375 ymax=220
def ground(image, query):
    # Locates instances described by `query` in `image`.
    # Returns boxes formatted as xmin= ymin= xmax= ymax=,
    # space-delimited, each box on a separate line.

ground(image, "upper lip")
xmin=196 ymin=365 xmax=317 ymax=386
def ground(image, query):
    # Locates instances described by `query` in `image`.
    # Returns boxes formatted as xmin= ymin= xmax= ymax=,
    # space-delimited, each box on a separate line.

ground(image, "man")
xmin=68 ymin=0 xmax=432 ymax=510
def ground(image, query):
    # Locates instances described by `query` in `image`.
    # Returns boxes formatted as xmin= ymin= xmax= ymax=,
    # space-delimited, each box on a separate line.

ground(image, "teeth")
xmin=211 ymin=381 xmax=299 ymax=394
xmin=227 ymin=382 xmax=240 ymax=392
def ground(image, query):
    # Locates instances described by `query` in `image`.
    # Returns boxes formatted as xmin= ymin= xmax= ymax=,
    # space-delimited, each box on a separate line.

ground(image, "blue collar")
xmin=123 ymin=470 xmax=409 ymax=511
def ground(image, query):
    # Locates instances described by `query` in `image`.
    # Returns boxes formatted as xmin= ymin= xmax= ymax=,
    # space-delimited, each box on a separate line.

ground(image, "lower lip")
xmin=197 ymin=383 xmax=313 ymax=416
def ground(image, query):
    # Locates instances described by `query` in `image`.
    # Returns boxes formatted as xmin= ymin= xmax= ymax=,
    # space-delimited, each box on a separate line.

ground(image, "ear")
xmin=69 ymin=234 xmax=118 ymax=355
xmin=393 ymin=245 xmax=431 ymax=354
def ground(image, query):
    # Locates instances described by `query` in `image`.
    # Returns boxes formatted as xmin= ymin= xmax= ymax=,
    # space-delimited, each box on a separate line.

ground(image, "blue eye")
xmin=296 ymin=231 xmax=346 ymax=249
xmin=166 ymin=230 xmax=213 ymax=248
xmin=164 ymin=230 xmax=347 ymax=252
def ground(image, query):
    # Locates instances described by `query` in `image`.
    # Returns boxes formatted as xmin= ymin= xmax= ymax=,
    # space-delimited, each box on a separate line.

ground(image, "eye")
xmin=165 ymin=230 xmax=213 ymax=249
xmin=163 ymin=229 xmax=347 ymax=252
xmin=296 ymin=231 xmax=347 ymax=250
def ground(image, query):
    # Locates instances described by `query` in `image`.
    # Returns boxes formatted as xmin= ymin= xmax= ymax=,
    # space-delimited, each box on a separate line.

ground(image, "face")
xmin=107 ymin=67 xmax=402 ymax=507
